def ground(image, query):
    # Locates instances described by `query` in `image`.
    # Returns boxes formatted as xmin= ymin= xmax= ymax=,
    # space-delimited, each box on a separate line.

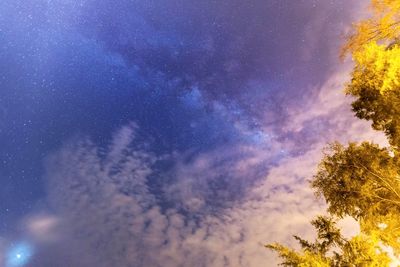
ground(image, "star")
xmin=6 ymin=242 xmax=33 ymax=267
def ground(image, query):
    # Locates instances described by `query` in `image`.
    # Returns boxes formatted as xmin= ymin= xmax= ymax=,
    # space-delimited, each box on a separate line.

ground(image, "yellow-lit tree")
xmin=268 ymin=0 xmax=400 ymax=265
xmin=341 ymin=0 xmax=400 ymax=57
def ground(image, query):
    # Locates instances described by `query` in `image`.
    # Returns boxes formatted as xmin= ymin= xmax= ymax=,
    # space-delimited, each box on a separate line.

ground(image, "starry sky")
xmin=0 ymin=0 xmax=387 ymax=266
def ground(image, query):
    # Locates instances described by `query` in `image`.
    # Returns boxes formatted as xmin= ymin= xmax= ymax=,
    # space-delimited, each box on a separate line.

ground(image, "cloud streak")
xmin=22 ymin=91 xmax=385 ymax=267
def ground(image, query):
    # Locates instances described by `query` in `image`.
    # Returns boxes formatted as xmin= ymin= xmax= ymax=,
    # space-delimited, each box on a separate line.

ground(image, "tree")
xmin=267 ymin=216 xmax=391 ymax=266
xmin=313 ymin=142 xmax=400 ymax=255
xmin=341 ymin=0 xmax=400 ymax=57
xmin=347 ymin=42 xmax=400 ymax=147
xmin=267 ymin=0 xmax=400 ymax=265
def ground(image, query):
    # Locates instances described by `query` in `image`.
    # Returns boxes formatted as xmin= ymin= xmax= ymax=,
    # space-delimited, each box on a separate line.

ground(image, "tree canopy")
xmin=348 ymin=42 xmax=400 ymax=147
xmin=341 ymin=0 xmax=400 ymax=57
xmin=267 ymin=0 xmax=400 ymax=265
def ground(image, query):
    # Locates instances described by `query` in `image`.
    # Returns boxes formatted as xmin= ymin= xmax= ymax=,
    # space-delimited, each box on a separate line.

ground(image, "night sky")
xmin=0 ymin=1 xmax=386 ymax=266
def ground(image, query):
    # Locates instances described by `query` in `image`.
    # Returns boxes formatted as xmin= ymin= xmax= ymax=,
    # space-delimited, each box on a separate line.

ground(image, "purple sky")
xmin=0 ymin=0 xmax=387 ymax=266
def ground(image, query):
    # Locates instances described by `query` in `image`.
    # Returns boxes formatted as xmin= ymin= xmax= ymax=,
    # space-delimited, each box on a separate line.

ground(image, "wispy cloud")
xmin=38 ymin=123 xmax=282 ymax=266
xmin=19 ymin=89 xmax=385 ymax=266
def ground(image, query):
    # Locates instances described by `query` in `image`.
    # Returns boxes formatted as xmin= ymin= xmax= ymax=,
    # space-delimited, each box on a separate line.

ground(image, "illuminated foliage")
xmin=347 ymin=42 xmax=400 ymax=147
xmin=313 ymin=142 xmax=400 ymax=254
xmin=267 ymin=216 xmax=391 ymax=266
xmin=267 ymin=0 xmax=400 ymax=265
xmin=341 ymin=0 xmax=400 ymax=57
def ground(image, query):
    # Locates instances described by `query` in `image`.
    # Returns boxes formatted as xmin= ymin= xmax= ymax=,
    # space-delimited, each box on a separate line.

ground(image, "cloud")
xmin=277 ymin=66 xmax=388 ymax=152
xmin=162 ymin=143 xmax=281 ymax=214
xmin=29 ymin=91 xmax=385 ymax=267
xmin=23 ymin=214 xmax=60 ymax=243
xmin=38 ymin=123 xmax=283 ymax=267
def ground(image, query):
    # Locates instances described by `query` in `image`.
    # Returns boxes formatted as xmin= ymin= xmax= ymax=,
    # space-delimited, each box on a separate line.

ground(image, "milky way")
xmin=0 ymin=1 xmax=383 ymax=266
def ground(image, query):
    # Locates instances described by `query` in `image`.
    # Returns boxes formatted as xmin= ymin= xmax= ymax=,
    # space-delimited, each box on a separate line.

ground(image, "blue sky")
xmin=0 ymin=0 xmax=386 ymax=266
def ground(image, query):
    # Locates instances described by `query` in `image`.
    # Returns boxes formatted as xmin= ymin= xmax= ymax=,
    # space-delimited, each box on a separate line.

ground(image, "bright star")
xmin=6 ymin=242 xmax=33 ymax=267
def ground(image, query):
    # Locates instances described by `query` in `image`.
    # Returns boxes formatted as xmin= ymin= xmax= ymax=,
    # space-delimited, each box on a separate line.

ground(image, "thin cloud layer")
xmin=36 ymin=123 xmax=317 ymax=267
xmin=23 ymin=86 xmax=385 ymax=267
